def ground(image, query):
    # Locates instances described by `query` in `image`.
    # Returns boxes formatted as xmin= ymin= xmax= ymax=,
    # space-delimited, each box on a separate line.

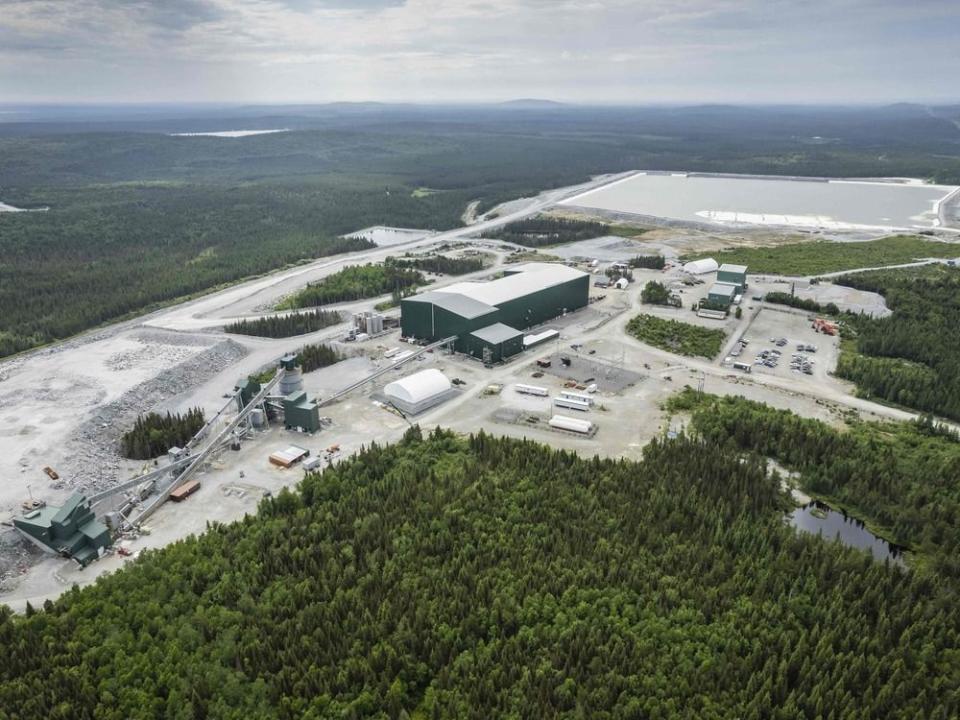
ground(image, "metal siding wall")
xmin=400 ymin=300 xmax=434 ymax=339
xmin=495 ymin=276 xmax=589 ymax=329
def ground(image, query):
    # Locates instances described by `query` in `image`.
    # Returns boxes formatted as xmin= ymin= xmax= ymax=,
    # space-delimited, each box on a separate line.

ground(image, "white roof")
xmin=683 ymin=258 xmax=719 ymax=275
xmin=384 ymin=368 xmax=451 ymax=404
xmin=439 ymin=263 xmax=587 ymax=307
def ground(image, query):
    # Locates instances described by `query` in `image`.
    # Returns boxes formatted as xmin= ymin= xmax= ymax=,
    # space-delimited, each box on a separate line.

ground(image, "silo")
xmin=278 ymin=354 xmax=304 ymax=396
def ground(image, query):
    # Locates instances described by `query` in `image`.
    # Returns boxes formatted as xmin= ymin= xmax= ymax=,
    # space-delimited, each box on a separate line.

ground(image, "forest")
xmin=1 ymin=427 xmax=958 ymax=718
xmin=224 ymin=310 xmax=343 ymax=338
xmin=684 ymin=235 xmax=956 ymax=276
xmin=833 ymin=265 xmax=960 ymax=421
xmin=120 ymin=408 xmax=206 ymax=460
xmin=281 ymin=262 xmax=425 ymax=309
xmin=482 ymin=216 xmax=610 ymax=247
xmin=671 ymin=389 xmax=960 ymax=580
xmin=395 ymin=255 xmax=487 ymax=276
xmin=626 ymin=314 xmax=725 ymax=358
xmin=296 ymin=342 xmax=344 ymax=373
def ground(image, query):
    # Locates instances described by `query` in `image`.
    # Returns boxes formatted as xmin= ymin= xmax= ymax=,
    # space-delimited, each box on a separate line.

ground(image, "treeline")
xmin=281 ymin=261 xmax=424 ymax=308
xmin=672 ymin=389 xmax=960 ymax=579
xmin=1 ymin=428 xmax=957 ymax=717
xmin=627 ymin=313 xmax=725 ymax=358
xmin=628 ymin=254 xmax=666 ymax=269
xmin=764 ymin=290 xmax=839 ymax=315
xmin=833 ymin=266 xmax=960 ymax=420
xmin=296 ymin=342 xmax=343 ymax=372
xmin=396 ymin=255 xmax=485 ymax=275
xmin=482 ymin=216 xmax=610 ymax=247
xmin=225 ymin=309 xmax=342 ymax=338
xmin=120 ymin=408 xmax=205 ymax=459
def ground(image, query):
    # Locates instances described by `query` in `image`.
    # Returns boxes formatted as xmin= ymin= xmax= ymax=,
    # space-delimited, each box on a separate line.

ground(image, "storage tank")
xmin=549 ymin=414 xmax=593 ymax=434
xmin=279 ymin=354 xmax=304 ymax=396
xmin=250 ymin=408 xmax=266 ymax=428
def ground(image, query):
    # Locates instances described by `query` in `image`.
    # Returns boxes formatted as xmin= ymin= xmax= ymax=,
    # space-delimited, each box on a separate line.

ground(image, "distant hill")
xmin=497 ymin=98 xmax=566 ymax=109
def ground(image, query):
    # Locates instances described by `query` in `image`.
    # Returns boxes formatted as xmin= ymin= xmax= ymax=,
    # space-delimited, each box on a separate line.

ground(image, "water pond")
xmin=789 ymin=502 xmax=906 ymax=565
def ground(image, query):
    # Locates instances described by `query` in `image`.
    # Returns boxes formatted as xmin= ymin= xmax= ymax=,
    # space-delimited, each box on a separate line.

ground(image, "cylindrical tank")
xmin=279 ymin=366 xmax=304 ymax=396
xmin=250 ymin=408 xmax=266 ymax=428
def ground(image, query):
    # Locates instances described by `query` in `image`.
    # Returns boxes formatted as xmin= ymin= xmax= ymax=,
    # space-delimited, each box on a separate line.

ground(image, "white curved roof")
xmin=384 ymin=368 xmax=451 ymax=404
xmin=683 ymin=258 xmax=719 ymax=275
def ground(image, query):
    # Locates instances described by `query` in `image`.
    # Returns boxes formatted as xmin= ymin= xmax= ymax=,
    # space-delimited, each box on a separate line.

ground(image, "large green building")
xmin=717 ymin=263 xmax=748 ymax=293
xmin=401 ymin=263 xmax=588 ymax=362
xmin=14 ymin=493 xmax=111 ymax=566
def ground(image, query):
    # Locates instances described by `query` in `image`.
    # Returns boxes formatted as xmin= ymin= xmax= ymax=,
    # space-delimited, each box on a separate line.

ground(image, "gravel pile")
xmin=61 ymin=339 xmax=248 ymax=495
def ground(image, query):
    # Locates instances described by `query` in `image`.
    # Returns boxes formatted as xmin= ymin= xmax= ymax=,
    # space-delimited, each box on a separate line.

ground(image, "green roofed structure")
xmin=401 ymin=262 xmax=588 ymax=362
xmin=283 ymin=390 xmax=321 ymax=433
xmin=14 ymin=492 xmax=111 ymax=566
xmin=717 ymin=263 xmax=748 ymax=293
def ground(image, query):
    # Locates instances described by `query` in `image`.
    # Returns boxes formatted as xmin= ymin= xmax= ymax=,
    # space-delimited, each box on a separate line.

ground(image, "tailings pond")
xmin=789 ymin=501 xmax=906 ymax=565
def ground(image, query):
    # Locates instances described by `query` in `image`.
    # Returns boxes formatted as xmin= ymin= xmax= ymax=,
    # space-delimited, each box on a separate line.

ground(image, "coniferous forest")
xmin=120 ymin=409 xmax=206 ymax=459
xmin=2 ymin=427 xmax=958 ymax=718
xmin=224 ymin=310 xmax=343 ymax=338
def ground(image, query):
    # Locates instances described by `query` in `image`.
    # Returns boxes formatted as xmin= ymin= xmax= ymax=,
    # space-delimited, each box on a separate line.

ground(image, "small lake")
xmin=789 ymin=501 xmax=906 ymax=565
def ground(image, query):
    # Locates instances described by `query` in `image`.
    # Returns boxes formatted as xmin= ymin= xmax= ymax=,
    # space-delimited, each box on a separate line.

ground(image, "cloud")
xmin=0 ymin=0 xmax=957 ymax=103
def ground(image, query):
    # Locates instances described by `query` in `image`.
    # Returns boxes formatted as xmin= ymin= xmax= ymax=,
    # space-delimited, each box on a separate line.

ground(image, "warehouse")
xmin=717 ymin=263 xmax=748 ymax=293
xmin=706 ymin=282 xmax=738 ymax=309
xmin=400 ymin=263 xmax=588 ymax=361
xmin=384 ymin=368 xmax=454 ymax=415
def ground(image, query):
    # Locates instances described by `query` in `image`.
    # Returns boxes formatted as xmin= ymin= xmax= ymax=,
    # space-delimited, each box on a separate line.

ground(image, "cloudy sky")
xmin=1 ymin=0 xmax=958 ymax=104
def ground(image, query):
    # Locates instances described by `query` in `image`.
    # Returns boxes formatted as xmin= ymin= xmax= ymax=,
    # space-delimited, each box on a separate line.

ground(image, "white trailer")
xmin=549 ymin=414 xmax=594 ymax=434
xmin=554 ymin=396 xmax=591 ymax=412
xmin=559 ymin=390 xmax=595 ymax=406
xmin=383 ymin=348 xmax=400 ymax=359
xmin=515 ymin=383 xmax=549 ymax=397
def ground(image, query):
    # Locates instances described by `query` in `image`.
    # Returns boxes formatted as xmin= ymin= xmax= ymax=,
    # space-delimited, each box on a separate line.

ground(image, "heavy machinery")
xmin=813 ymin=318 xmax=838 ymax=335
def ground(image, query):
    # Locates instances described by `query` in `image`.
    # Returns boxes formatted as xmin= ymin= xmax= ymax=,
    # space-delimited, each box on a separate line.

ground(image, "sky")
xmin=1 ymin=0 xmax=958 ymax=104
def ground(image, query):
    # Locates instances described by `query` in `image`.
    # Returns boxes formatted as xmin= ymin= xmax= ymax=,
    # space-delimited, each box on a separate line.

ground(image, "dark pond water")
xmin=789 ymin=502 xmax=906 ymax=565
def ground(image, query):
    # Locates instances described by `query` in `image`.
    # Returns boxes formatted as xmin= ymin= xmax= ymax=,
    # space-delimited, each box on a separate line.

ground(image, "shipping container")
xmin=169 ymin=479 xmax=201 ymax=502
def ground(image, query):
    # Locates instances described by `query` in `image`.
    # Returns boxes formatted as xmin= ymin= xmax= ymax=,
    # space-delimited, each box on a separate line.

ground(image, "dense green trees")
xmin=120 ymin=408 xmax=205 ymax=459
xmin=833 ymin=266 xmax=960 ymax=420
xmin=281 ymin=261 xmax=425 ymax=309
xmin=396 ymin=255 xmax=486 ymax=275
xmin=225 ymin=310 xmax=343 ymax=338
xmin=296 ymin=342 xmax=344 ymax=372
xmin=626 ymin=313 xmax=725 ymax=358
xmin=628 ymin=254 xmax=666 ymax=269
xmin=764 ymin=290 xmax=839 ymax=315
xmin=640 ymin=280 xmax=672 ymax=305
xmin=1 ymin=427 xmax=958 ymax=718
xmin=672 ymin=389 xmax=960 ymax=579
xmin=483 ymin=217 xmax=610 ymax=247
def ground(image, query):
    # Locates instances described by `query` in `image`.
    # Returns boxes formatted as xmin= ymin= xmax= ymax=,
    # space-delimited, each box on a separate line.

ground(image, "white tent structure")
xmin=384 ymin=368 xmax=453 ymax=415
xmin=683 ymin=258 xmax=719 ymax=275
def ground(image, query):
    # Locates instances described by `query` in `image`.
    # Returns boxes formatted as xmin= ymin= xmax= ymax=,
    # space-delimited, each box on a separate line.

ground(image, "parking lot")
xmin=726 ymin=306 xmax=841 ymax=384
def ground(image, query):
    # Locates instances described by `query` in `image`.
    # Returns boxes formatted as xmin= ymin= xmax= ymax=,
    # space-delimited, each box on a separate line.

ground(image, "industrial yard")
xmin=0 ymin=173 xmax=952 ymax=611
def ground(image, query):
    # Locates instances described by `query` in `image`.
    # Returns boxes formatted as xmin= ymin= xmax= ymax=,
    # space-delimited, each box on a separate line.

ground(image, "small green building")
xmin=706 ymin=283 xmax=738 ymax=309
xmin=283 ymin=391 xmax=320 ymax=433
xmin=463 ymin=323 xmax=525 ymax=363
xmin=717 ymin=264 xmax=748 ymax=293
xmin=14 ymin=493 xmax=111 ymax=566
xmin=235 ymin=377 xmax=262 ymax=408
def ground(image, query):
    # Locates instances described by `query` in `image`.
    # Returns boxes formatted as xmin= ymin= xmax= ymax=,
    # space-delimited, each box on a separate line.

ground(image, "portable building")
xmin=270 ymin=445 xmax=310 ymax=468
xmin=515 ymin=383 xmax=549 ymax=397
xmin=554 ymin=396 xmax=591 ymax=412
xmin=169 ymin=479 xmax=201 ymax=502
xmin=549 ymin=415 xmax=594 ymax=434
xmin=384 ymin=368 xmax=453 ymax=415
xmin=559 ymin=390 xmax=595 ymax=406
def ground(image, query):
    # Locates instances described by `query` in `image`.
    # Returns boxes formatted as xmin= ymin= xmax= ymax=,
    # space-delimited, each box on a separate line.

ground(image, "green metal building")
xmin=706 ymin=282 xmax=738 ymax=309
xmin=717 ymin=263 xmax=748 ymax=293
xmin=283 ymin=390 xmax=321 ymax=433
xmin=14 ymin=493 xmax=111 ymax=566
xmin=401 ymin=263 xmax=588 ymax=361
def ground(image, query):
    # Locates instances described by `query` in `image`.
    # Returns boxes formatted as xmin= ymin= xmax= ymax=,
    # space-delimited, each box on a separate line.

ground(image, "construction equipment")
xmin=813 ymin=318 xmax=838 ymax=335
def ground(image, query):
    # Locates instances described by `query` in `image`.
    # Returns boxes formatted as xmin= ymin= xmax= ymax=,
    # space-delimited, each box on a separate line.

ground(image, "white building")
xmin=683 ymin=258 xmax=719 ymax=275
xmin=384 ymin=368 xmax=454 ymax=415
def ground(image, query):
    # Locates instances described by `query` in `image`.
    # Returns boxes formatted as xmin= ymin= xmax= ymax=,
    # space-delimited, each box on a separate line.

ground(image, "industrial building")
xmin=717 ymin=263 xmax=748 ymax=293
xmin=384 ymin=368 xmax=454 ymax=415
xmin=283 ymin=390 xmax=320 ymax=433
xmin=14 ymin=493 xmax=111 ymax=566
xmin=706 ymin=283 xmax=738 ymax=309
xmin=400 ymin=263 xmax=588 ymax=362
